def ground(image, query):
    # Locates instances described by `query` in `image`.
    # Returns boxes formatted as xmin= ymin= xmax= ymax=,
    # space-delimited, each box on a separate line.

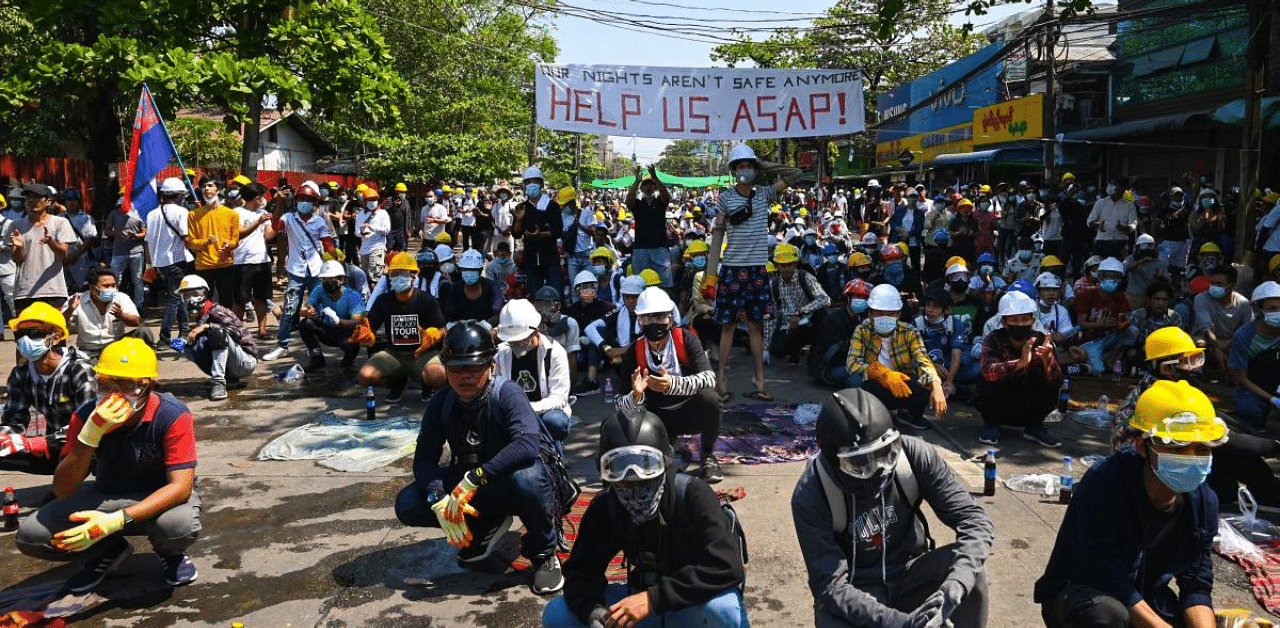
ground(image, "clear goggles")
xmin=1157 ymin=351 xmax=1205 ymax=372
xmin=599 ymin=445 xmax=666 ymax=483
xmin=95 ymin=376 xmax=146 ymax=398
xmin=836 ymin=429 xmax=901 ymax=479
xmin=1144 ymin=412 xmax=1228 ymax=447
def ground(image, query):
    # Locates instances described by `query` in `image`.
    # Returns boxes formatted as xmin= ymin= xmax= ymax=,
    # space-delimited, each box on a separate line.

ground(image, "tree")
xmin=656 ymin=140 xmax=710 ymax=177
xmin=0 ymin=0 xmax=406 ymax=212
xmin=536 ymin=130 xmax=604 ymax=189
xmin=606 ymin=155 xmax=636 ymax=179
xmin=167 ymin=118 xmax=243 ymax=170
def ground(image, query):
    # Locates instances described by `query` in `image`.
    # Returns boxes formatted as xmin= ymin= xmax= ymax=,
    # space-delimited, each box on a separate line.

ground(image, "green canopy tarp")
xmin=586 ymin=170 xmax=734 ymax=189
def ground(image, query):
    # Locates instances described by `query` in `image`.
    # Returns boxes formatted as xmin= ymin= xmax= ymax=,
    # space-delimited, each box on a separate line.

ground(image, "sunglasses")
xmin=13 ymin=328 xmax=49 ymax=340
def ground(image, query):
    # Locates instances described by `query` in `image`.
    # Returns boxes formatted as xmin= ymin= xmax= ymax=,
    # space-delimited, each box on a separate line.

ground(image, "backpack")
xmin=673 ymin=473 xmax=749 ymax=571
xmin=809 ymin=453 xmax=933 ymax=554
xmin=633 ymin=327 xmax=693 ymax=373
xmin=771 ymin=270 xmax=828 ymax=329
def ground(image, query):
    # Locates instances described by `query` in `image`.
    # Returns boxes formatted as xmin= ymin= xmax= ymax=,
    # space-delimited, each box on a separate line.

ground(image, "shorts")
xmin=365 ymin=349 xmax=440 ymax=381
xmin=714 ymin=265 xmax=772 ymax=324
xmin=236 ymin=262 xmax=273 ymax=304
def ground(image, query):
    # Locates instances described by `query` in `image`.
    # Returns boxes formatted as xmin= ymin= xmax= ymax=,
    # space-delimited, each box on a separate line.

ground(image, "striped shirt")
xmin=718 ymin=184 xmax=776 ymax=267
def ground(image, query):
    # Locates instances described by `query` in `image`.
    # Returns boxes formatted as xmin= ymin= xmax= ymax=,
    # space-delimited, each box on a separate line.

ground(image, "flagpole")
xmin=143 ymin=83 xmax=199 ymax=197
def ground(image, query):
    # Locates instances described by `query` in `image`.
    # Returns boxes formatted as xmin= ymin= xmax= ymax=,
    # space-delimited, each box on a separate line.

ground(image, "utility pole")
xmin=573 ymin=133 xmax=582 ymax=188
xmin=1042 ymin=0 xmax=1058 ymax=185
xmin=1236 ymin=0 xmax=1270 ymax=262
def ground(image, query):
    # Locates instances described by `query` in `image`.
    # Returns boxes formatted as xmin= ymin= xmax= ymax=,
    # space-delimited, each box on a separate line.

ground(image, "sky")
xmin=548 ymin=0 xmax=1030 ymax=166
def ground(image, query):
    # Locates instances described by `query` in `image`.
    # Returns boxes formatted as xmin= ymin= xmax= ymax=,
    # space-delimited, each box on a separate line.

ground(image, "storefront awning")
xmin=1061 ymin=111 xmax=1211 ymax=142
xmin=927 ymin=147 xmax=1042 ymax=166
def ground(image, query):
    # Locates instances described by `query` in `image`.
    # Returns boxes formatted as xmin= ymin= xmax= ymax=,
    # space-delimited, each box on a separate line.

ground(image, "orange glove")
xmin=414 ymin=326 xmax=444 ymax=357
xmin=700 ymin=274 xmax=719 ymax=301
xmin=348 ymin=318 xmax=376 ymax=347
xmin=867 ymin=361 xmax=913 ymax=398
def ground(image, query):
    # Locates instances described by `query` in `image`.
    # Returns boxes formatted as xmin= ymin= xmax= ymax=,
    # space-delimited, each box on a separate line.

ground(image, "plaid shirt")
xmin=846 ymin=320 xmax=938 ymax=385
xmin=979 ymin=329 xmax=1062 ymax=382
xmin=766 ymin=270 xmax=831 ymax=348
xmin=2 ymin=348 xmax=96 ymax=436
xmin=194 ymin=302 xmax=256 ymax=353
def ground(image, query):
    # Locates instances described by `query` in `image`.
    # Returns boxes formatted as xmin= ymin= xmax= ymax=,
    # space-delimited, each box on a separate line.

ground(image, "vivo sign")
xmin=876 ymin=42 xmax=1005 ymax=138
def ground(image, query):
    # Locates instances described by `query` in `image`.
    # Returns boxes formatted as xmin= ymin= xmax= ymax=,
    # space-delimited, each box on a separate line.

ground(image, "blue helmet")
xmin=1010 ymin=278 xmax=1036 ymax=298
xmin=822 ymin=243 xmax=841 ymax=256
xmin=977 ymin=253 xmax=998 ymax=266
xmin=932 ymin=228 xmax=950 ymax=243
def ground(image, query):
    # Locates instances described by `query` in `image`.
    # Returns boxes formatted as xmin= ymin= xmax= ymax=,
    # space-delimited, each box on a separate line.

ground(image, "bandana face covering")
xmin=614 ymin=477 xmax=665 ymax=525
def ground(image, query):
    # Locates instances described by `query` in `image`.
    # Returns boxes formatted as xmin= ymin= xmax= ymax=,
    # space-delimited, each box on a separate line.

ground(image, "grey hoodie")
xmin=791 ymin=436 xmax=994 ymax=627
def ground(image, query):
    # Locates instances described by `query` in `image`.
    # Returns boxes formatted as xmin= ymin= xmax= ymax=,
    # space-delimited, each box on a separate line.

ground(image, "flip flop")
xmin=744 ymin=390 xmax=773 ymax=402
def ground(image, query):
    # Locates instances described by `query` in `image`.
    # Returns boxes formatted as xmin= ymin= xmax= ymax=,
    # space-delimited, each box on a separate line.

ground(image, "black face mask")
xmin=1006 ymin=325 xmax=1032 ymax=341
xmin=322 ymin=281 xmax=340 ymax=293
xmin=950 ymin=280 xmax=968 ymax=293
xmin=642 ymin=322 xmax=670 ymax=342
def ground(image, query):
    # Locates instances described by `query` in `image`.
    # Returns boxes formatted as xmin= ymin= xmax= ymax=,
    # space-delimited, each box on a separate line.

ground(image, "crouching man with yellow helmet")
xmin=16 ymin=338 xmax=201 ymax=593
xmin=1036 ymin=380 xmax=1226 ymax=628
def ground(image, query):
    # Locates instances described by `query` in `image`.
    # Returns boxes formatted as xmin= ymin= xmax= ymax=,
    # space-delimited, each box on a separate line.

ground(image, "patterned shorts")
xmin=714 ymin=265 xmax=773 ymax=324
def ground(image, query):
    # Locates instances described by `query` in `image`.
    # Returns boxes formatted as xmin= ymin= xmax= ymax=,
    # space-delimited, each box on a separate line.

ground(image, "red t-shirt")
xmin=1074 ymin=289 xmax=1131 ymax=343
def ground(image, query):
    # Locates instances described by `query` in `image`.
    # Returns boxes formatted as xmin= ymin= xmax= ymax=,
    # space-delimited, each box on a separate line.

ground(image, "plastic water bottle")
xmin=1111 ymin=359 xmax=1123 ymax=382
xmin=983 ymin=450 xmax=997 ymax=496
xmin=1059 ymin=456 xmax=1074 ymax=504
xmin=603 ymin=377 xmax=615 ymax=403
xmin=1057 ymin=379 xmax=1071 ymax=413
xmin=366 ymin=386 xmax=376 ymax=421
xmin=1096 ymin=394 xmax=1109 ymax=412
xmin=3 ymin=487 xmax=18 ymax=531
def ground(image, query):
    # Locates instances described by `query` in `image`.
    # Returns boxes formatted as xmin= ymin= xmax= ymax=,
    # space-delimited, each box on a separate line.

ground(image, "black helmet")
xmin=599 ymin=409 xmax=673 ymax=459
xmin=439 ymin=321 xmax=497 ymax=367
xmin=924 ymin=287 xmax=952 ymax=309
xmin=534 ymin=286 xmax=560 ymax=302
xmin=817 ymin=389 xmax=897 ymax=488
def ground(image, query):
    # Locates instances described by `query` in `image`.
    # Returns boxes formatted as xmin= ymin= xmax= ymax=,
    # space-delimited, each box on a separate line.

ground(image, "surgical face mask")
xmin=96 ymin=288 xmax=118 ymax=302
xmin=1170 ymin=200 xmax=1185 ymax=209
xmin=202 ymin=191 xmax=220 ymax=204
xmin=691 ymin=256 xmax=707 ymax=270
xmin=184 ymin=293 xmax=206 ymax=308
xmin=366 ymin=201 xmax=378 ymax=210
xmin=498 ymin=193 xmax=510 ymax=202
xmin=322 ymin=280 xmax=341 ymax=293
xmin=979 ymin=265 xmax=994 ymax=277
xmin=296 ymin=202 xmax=315 ymax=215
xmin=390 ymin=275 xmax=413 ymax=293
xmin=227 ymin=189 xmax=240 ymax=201
xmin=1099 ymin=279 xmax=1120 ymax=294
xmin=849 ymin=298 xmax=869 ymax=314
xmin=441 ymin=262 xmax=456 ymax=275
xmin=978 ymin=201 xmax=991 ymax=211
xmin=614 ymin=477 xmax=665 ymax=525
xmin=16 ymin=335 xmax=50 ymax=361
xmin=1006 ymin=324 xmax=1032 ymax=341
xmin=873 ymin=315 xmax=897 ymax=335
xmin=1208 ymin=285 xmax=1227 ymax=299
xmin=735 ymin=168 xmax=755 ymax=184
xmin=1151 ymin=450 xmax=1212 ymax=494
xmin=1201 ymin=197 xmax=1216 ymax=209
xmin=925 ymin=314 xmax=945 ymax=326
xmin=1106 ymin=185 xmax=1117 ymax=196
xmin=591 ymin=264 xmax=607 ymax=278
xmin=461 ymin=270 xmax=481 ymax=285
xmin=320 ymin=189 xmax=330 ymax=198
xmin=642 ymin=190 xmax=656 ymax=200
xmin=509 ymin=338 xmax=535 ymax=358
xmin=1202 ymin=258 xmax=1219 ymax=272
xmin=1264 ymin=312 xmax=1280 ymax=328
xmin=525 ymin=183 xmax=542 ymax=198
xmin=805 ymin=235 xmax=816 ymax=246
xmin=1018 ymin=250 xmax=1032 ymax=262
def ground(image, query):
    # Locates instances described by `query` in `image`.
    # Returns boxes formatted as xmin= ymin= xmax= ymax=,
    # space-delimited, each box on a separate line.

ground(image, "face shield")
xmin=599 ymin=445 xmax=666 ymax=483
xmin=836 ymin=429 xmax=901 ymax=480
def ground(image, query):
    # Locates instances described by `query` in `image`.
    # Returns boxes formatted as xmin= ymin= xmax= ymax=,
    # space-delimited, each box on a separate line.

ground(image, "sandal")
xmin=744 ymin=390 xmax=773 ymax=401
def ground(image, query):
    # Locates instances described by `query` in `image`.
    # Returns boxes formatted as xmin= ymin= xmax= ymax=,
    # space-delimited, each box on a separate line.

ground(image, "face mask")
xmin=1039 ymin=298 xmax=1056 ymax=308
xmin=1201 ymin=198 xmax=1216 ymax=209
xmin=849 ymin=298 xmax=869 ymax=314
xmin=805 ymin=236 xmax=816 ymax=246
xmin=97 ymin=288 xmax=118 ymax=302
xmin=1006 ymin=324 xmax=1032 ymax=341
xmin=978 ymin=201 xmax=991 ymax=211
xmin=1018 ymin=250 xmax=1032 ymax=262
xmin=227 ymin=189 xmax=240 ymax=201
xmin=202 ymin=192 xmax=219 ymax=204
xmin=17 ymin=335 xmax=50 ymax=361
xmin=322 ymin=280 xmax=341 ymax=293
xmin=979 ymin=265 xmax=994 ymax=277
xmin=498 ymin=194 xmax=510 ymax=202
xmin=873 ymin=315 xmax=897 ymax=335
xmin=1152 ymin=451 xmax=1212 ymax=493
xmin=614 ymin=477 xmax=665 ymax=525
xmin=1170 ymin=200 xmax=1184 ymax=209
xmin=735 ymin=168 xmax=755 ymax=184
xmin=885 ymin=262 xmax=904 ymax=281
xmin=461 ymin=270 xmax=481 ymax=285
xmin=509 ymin=338 xmax=535 ymax=358
xmin=591 ymin=264 xmax=607 ymax=278
xmin=1265 ymin=312 xmax=1280 ymax=328
xmin=390 ymin=275 xmax=413 ymax=293
xmin=297 ymin=202 xmax=315 ymax=215
xmin=441 ymin=262 xmax=456 ymax=275
xmin=642 ymin=190 xmax=656 ymax=200
xmin=642 ymin=322 xmax=670 ymax=342
xmin=525 ymin=183 xmax=542 ymax=198
xmin=925 ymin=314 xmax=944 ymax=326
xmin=1202 ymin=258 xmax=1219 ymax=272
xmin=320 ymin=189 xmax=330 ymax=198
xmin=826 ymin=255 xmax=839 ymax=266
xmin=1099 ymin=279 xmax=1120 ymax=294
xmin=1106 ymin=185 xmax=1117 ymax=196
xmin=364 ymin=201 xmax=378 ymax=211
xmin=951 ymin=280 xmax=969 ymax=293
xmin=184 ymin=293 xmax=206 ymax=309
xmin=691 ymin=256 xmax=707 ymax=270
xmin=1207 ymin=285 xmax=1227 ymax=299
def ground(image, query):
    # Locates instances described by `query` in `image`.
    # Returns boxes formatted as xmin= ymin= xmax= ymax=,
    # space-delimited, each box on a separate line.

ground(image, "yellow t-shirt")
xmin=187 ymin=205 xmax=240 ymax=269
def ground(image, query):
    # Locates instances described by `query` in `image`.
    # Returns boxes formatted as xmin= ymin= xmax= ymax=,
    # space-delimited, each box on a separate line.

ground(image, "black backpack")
xmin=674 ymin=473 xmax=749 ymax=572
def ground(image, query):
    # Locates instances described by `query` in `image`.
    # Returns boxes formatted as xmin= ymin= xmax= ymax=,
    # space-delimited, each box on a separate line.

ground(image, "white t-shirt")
xmin=70 ymin=290 xmax=139 ymax=352
xmin=356 ymin=208 xmax=390 ymax=255
xmin=459 ymin=199 xmax=476 ymax=227
xmin=422 ymin=203 xmax=449 ymax=239
xmin=145 ymin=203 xmax=194 ymax=268
xmin=233 ymin=207 xmax=270 ymax=265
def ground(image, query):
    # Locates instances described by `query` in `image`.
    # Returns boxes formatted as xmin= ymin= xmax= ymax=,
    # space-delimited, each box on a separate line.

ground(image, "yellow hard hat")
xmin=798 ymin=208 xmax=809 ymax=217
xmin=9 ymin=302 xmax=68 ymax=337
xmin=847 ymin=252 xmax=872 ymax=268
xmin=1061 ymin=172 xmax=1075 ymax=182
xmin=639 ymin=268 xmax=661 ymax=286
xmin=95 ymin=337 xmax=159 ymax=379
xmin=361 ymin=188 xmax=380 ymax=201
xmin=1040 ymin=255 xmax=1064 ymax=269
xmin=1123 ymin=190 xmax=1135 ymax=202
xmin=1129 ymin=380 xmax=1226 ymax=445
xmin=771 ymin=205 xmax=781 ymax=214
xmin=774 ymin=243 xmax=800 ymax=264
xmin=356 ymin=183 xmax=370 ymax=192
xmin=945 ymin=256 xmax=968 ymax=270
xmin=232 ymin=175 xmax=252 ymax=186
xmin=957 ymin=198 xmax=974 ymax=209
xmin=590 ymin=246 xmax=616 ymax=263
xmin=1269 ymin=253 xmax=1280 ymax=274
xmin=684 ymin=212 xmax=693 ymax=219
xmin=765 ymin=261 xmax=777 ymax=273
xmin=328 ymin=181 xmax=341 ymax=189
xmin=441 ymin=185 xmax=453 ymax=193
xmin=1144 ymin=327 xmax=1204 ymax=363
xmin=387 ymin=252 xmax=418 ymax=273
xmin=436 ymin=232 xmax=452 ymax=245
xmin=617 ymin=210 xmax=631 ymax=221
xmin=1199 ymin=242 xmax=1221 ymax=255
xmin=556 ymin=188 xmax=578 ymax=205
xmin=594 ymin=211 xmax=606 ymax=222
xmin=978 ymin=185 xmax=992 ymax=194
xmin=395 ymin=183 xmax=408 ymax=193
xmin=684 ymin=240 xmax=710 ymax=258
xmin=184 ymin=168 xmax=197 ymax=177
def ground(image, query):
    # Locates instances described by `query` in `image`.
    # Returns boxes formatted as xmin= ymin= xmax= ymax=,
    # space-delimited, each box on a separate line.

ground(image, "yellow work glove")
xmin=431 ymin=498 xmax=473 ymax=547
xmin=78 ymin=394 xmax=133 ymax=448
xmin=443 ymin=469 xmax=484 ymax=522
xmin=867 ymin=362 xmax=913 ymax=399
xmin=414 ymin=326 xmax=445 ymax=357
xmin=348 ymin=318 xmax=376 ymax=347
xmin=52 ymin=510 xmax=126 ymax=552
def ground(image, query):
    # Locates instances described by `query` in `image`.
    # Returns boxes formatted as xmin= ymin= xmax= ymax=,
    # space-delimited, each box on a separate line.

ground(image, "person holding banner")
xmin=711 ymin=144 xmax=801 ymax=402
xmin=627 ymin=166 xmax=674 ymax=289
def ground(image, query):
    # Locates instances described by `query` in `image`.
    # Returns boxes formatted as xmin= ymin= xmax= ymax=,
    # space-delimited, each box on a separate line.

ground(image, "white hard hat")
xmin=620 ymin=275 xmax=646 ymax=296
xmin=1085 ymin=255 xmax=1102 ymax=269
xmin=867 ymin=179 xmax=881 ymax=187
xmin=299 ymin=180 xmax=321 ymax=198
xmin=867 ymin=284 xmax=903 ymax=311
xmin=178 ymin=275 xmax=209 ymax=292
xmin=458 ymin=248 xmax=485 ymax=270
xmin=1253 ymin=281 xmax=1280 ymax=302
xmin=1098 ymin=257 xmax=1125 ymax=274
xmin=635 ymin=287 xmax=676 ymax=316
xmin=946 ymin=263 xmax=969 ymax=277
xmin=861 ymin=233 xmax=879 ymax=246
xmin=1034 ymin=271 xmax=1062 ymax=289
xmin=803 ymin=228 xmax=817 ymax=237
xmin=1136 ymin=233 xmax=1156 ymax=247
xmin=318 ymin=261 xmax=346 ymax=278
xmin=573 ymin=270 xmax=597 ymax=287
xmin=435 ymin=243 xmax=455 ymax=263
xmin=727 ymin=143 xmax=758 ymax=168
xmin=160 ymin=177 xmax=186 ymax=194
xmin=998 ymin=291 xmax=1037 ymax=317
xmin=497 ymin=299 xmax=540 ymax=342
xmin=522 ymin=166 xmax=544 ymax=181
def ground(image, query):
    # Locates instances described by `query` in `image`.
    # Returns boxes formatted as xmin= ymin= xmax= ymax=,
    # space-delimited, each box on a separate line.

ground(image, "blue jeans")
xmin=631 ymin=247 xmax=673 ymax=288
xmin=157 ymin=263 xmax=188 ymax=340
xmin=1079 ymin=332 xmax=1126 ymax=374
xmin=278 ymin=272 xmax=319 ymax=350
xmin=111 ymin=252 xmax=146 ymax=305
xmin=955 ymin=352 xmax=982 ymax=387
xmin=525 ymin=262 xmax=565 ymax=301
xmin=394 ymin=458 xmax=557 ymax=562
xmin=1236 ymin=388 xmax=1271 ymax=431
xmin=824 ymin=366 xmax=864 ymax=389
xmin=542 ymin=585 xmax=748 ymax=628
xmin=541 ymin=409 xmax=570 ymax=456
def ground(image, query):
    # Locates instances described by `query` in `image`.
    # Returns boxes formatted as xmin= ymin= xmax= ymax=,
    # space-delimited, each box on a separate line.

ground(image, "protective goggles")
xmin=95 ymin=376 xmax=146 ymax=398
xmin=836 ymin=429 xmax=901 ymax=479
xmin=1158 ymin=351 xmax=1205 ymax=372
xmin=599 ymin=445 xmax=666 ymax=483
xmin=1143 ymin=412 xmax=1228 ymax=447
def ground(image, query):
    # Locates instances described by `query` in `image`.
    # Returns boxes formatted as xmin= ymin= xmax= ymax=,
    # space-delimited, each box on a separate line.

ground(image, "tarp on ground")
xmin=587 ymin=170 xmax=734 ymax=189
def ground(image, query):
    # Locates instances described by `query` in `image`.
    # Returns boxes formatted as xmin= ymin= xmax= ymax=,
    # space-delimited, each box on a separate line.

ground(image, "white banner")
xmin=535 ymin=64 xmax=865 ymax=140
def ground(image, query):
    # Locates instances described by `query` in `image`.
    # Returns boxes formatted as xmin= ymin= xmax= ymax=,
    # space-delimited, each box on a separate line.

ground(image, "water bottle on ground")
xmin=1057 ymin=379 xmax=1071 ymax=413
xmin=1111 ymin=359 xmax=1122 ymax=382
xmin=3 ymin=487 xmax=18 ymax=531
xmin=604 ymin=377 xmax=614 ymax=402
xmin=366 ymin=386 xmax=376 ymax=421
xmin=983 ymin=450 xmax=997 ymax=496
xmin=1059 ymin=456 xmax=1074 ymax=504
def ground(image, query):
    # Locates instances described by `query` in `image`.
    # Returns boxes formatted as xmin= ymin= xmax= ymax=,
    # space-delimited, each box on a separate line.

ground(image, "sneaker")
xmin=65 ymin=538 xmax=133 ymax=594
xmin=701 ymin=457 xmax=724 ymax=484
xmin=895 ymin=411 xmax=932 ymax=431
xmin=1064 ymin=363 xmax=1092 ymax=377
xmin=262 ymin=346 xmax=289 ymax=361
xmin=1023 ymin=425 xmax=1062 ymax=448
xmin=420 ymin=388 xmax=434 ymax=403
xmin=529 ymin=553 xmax=564 ymax=595
xmin=161 ymin=553 xmax=198 ymax=587
xmin=304 ymin=352 xmax=326 ymax=373
xmin=456 ymin=515 xmax=513 ymax=566
xmin=573 ymin=379 xmax=599 ymax=396
xmin=209 ymin=382 xmax=228 ymax=401
xmin=978 ymin=425 xmax=1001 ymax=445
xmin=386 ymin=382 xmax=406 ymax=403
